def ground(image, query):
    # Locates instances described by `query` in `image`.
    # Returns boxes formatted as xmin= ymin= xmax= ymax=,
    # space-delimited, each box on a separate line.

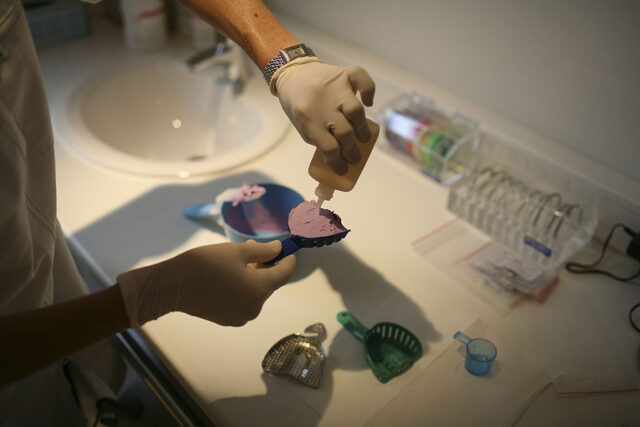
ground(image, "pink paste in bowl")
xmin=288 ymin=201 xmax=349 ymax=238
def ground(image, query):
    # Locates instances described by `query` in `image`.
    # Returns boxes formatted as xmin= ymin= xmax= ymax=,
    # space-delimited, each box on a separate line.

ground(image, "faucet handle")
xmin=186 ymin=40 xmax=232 ymax=72
xmin=185 ymin=38 xmax=249 ymax=94
xmin=215 ymin=39 xmax=233 ymax=55
xmin=186 ymin=47 xmax=217 ymax=71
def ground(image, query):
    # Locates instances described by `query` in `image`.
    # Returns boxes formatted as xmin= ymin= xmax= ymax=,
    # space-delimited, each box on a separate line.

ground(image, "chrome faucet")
xmin=186 ymin=38 xmax=251 ymax=94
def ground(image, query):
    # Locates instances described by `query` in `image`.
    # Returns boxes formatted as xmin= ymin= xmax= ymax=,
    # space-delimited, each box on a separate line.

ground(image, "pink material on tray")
xmin=288 ymin=201 xmax=349 ymax=238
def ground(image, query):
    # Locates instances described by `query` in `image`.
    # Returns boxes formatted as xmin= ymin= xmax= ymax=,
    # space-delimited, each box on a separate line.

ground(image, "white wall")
xmin=268 ymin=0 xmax=640 ymax=183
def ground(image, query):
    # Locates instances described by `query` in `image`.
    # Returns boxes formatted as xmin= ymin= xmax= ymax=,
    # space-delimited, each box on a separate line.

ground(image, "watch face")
xmin=285 ymin=45 xmax=307 ymax=60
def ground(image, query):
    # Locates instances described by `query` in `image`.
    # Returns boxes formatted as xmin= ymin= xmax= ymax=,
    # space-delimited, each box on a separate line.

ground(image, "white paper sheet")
xmin=364 ymin=319 xmax=551 ymax=427
xmin=515 ymin=286 xmax=640 ymax=394
xmin=292 ymin=290 xmax=478 ymax=427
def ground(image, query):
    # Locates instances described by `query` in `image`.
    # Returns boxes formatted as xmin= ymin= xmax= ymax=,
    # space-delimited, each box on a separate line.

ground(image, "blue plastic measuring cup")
xmin=454 ymin=331 xmax=497 ymax=376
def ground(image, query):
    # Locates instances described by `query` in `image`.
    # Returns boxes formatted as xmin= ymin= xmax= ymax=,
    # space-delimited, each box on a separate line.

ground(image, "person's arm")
xmin=179 ymin=0 xmax=377 ymax=176
xmin=0 ymin=284 xmax=129 ymax=386
xmin=179 ymin=0 xmax=299 ymax=69
xmin=1 ymin=240 xmax=295 ymax=387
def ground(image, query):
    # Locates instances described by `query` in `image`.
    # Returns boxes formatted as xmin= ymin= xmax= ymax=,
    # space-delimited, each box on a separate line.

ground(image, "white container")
xmin=119 ymin=0 xmax=167 ymax=50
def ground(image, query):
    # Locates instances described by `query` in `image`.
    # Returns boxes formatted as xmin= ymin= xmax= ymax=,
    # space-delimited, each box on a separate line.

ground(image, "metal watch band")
xmin=263 ymin=43 xmax=316 ymax=85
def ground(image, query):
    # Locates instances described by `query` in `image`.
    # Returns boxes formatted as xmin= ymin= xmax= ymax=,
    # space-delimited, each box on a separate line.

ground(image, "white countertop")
xmin=38 ymin=17 xmax=640 ymax=427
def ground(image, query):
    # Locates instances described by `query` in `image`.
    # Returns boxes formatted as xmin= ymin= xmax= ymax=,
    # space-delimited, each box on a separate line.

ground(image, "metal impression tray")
xmin=262 ymin=323 xmax=326 ymax=388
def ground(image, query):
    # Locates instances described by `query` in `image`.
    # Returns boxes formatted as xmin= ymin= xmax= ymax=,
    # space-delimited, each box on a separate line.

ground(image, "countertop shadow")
xmin=70 ymin=170 xmax=441 ymax=426
xmin=72 ymin=171 xmax=272 ymax=276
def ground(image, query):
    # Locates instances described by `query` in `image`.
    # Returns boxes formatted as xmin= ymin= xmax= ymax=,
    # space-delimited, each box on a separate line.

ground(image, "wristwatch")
xmin=263 ymin=44 xmax=316 ymax=85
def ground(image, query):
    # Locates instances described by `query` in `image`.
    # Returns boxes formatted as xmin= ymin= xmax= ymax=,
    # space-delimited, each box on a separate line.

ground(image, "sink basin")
xmin=56 ymin=59 xmax=289 ymax=177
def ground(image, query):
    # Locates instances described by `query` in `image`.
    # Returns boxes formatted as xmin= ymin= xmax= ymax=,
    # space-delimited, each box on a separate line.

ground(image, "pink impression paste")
xmin=230 ymin=184 xmax=266 ymax=206
xmin=288 ymin=201 xmax=349 ymax=238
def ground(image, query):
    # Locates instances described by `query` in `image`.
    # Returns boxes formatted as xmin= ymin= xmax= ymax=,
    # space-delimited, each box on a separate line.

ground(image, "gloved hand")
xmin=117 ymin=240 xmax=296 ymax=327
xmin=274 ymin=61 xmax=376 ymax=175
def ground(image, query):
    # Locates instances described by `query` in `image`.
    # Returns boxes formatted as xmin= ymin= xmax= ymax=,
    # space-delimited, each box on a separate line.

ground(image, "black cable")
xmin=61 ymin=359 xmax=82 ymax=410
xmin=565 ymin=222 xmax=640 ymax=282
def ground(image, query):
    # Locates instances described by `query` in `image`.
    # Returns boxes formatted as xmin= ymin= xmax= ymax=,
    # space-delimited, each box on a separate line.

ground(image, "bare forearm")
xmin=0 ymin=284 xmax=130 ymax=386
xmin=178 ymin=0 xmax=300 ymax=68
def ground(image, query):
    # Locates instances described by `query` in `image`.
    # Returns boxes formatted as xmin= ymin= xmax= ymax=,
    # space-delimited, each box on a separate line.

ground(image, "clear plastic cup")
xmin=454 ymin=331 xmax=497 ymax=376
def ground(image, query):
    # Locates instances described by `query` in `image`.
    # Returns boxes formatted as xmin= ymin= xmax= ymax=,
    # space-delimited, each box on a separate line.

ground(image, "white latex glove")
xmin=274 ymin=61 xmax=376 ymax=175
xmin=117 ymin=240 xmax=296 ymax=327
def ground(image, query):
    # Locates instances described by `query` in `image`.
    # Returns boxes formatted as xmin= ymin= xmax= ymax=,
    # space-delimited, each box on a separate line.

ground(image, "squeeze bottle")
xmin=309 ymin=119 xmax=380 ymax=207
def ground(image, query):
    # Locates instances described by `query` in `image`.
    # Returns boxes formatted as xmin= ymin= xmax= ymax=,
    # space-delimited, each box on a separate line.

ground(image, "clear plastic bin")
xmin=447 ymin=143 xmax=598 ymax=270
xmin=377 ymin=93 xmax=480 ymax=185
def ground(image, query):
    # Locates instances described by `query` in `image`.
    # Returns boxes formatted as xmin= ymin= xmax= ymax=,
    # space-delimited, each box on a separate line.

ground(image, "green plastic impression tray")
xmin=337 ymin=311 xmax=423 ymax=383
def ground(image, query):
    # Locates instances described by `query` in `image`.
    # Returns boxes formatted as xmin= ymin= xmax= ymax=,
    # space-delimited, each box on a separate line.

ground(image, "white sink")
xmin=56 ymin=58 xmax=289 ymax=177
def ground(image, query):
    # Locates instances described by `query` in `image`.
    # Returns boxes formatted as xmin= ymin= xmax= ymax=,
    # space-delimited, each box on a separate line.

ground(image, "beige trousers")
xmin=0 ymin=2 xmax=125 ymax=424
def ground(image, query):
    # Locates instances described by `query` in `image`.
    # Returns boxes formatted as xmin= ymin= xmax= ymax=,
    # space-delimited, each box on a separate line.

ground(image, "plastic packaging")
xmin=412 ymin=219 xmax=560 ymax=315
xmin=119 ymin=0 xmax=167 ymax=50
xmin=308 ymin=119 xmax=380 ymax=206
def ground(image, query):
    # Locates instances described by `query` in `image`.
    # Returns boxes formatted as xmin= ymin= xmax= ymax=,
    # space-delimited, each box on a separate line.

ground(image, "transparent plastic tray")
xmin=447 ymin=140 xmax=598 ymax=270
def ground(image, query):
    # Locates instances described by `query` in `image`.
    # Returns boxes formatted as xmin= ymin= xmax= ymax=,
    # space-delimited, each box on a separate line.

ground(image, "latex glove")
xmin=117 ymin=240 xmax=296 ymax=327
xmin=274 ymin=61 xmax=376 ymax=175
